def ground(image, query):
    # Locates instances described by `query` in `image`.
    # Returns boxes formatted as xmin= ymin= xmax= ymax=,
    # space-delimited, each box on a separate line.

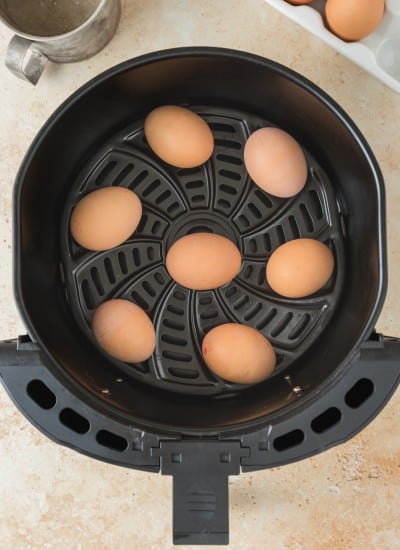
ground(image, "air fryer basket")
xmin=1 ymin=48 xmax=399 ymax=545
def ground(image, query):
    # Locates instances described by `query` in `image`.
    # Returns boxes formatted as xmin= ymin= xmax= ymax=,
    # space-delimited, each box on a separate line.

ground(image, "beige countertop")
xmin=1 ymin=1 xmax=400 ymax=548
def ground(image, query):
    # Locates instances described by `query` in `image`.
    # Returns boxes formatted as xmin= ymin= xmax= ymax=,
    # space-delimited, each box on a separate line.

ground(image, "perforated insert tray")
xmin=61 ymin=105 xmax=345 ymax=396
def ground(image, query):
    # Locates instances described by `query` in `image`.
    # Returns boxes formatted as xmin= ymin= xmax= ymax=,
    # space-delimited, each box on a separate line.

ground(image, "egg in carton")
xmin=264 ymin=0 xmax=400 ymax=93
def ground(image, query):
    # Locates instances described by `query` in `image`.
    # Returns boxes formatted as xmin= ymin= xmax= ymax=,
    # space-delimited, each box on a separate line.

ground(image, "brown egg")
xmin=325 ymin=0 xmax=384 ymax=41
xmin=144 ymin=105 xmax=214 ymax=168
xmin=202 ymin=323 xmax=276 ymax=384
xmin=243 ymin=127 xmax=308 ymax=198
xmin=92 ymin=299 xmax=155 ymax=362
xmin=266 ymin=238 xmax=335 ymax=298
xmin=166 ymin=233 xmax=242 ymax=290
xmin=70 ymin=187 xmax=142 ymax=251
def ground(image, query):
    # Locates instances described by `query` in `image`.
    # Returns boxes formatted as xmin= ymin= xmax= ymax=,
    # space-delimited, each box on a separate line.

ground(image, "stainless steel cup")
xmin=1 ymin=0 xmax=121 ymax=84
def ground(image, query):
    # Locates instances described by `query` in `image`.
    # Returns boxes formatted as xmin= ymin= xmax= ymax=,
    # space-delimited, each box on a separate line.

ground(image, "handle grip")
xmin=154 ymin=440 xmax=248 ymax=545
xmin=5 ymin=35 xmax=48 ymax=85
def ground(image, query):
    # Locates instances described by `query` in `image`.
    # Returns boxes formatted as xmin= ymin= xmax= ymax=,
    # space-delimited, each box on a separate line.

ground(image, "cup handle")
xmin=5 ymin=35 xmax=48 ymax=85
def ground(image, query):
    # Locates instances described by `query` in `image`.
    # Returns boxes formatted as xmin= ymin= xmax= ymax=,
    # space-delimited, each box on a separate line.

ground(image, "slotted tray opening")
xmin=61 ymin=105 xmax=345 ymax=396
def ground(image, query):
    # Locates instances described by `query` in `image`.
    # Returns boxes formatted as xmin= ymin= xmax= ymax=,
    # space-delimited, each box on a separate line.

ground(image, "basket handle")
xmin=154 ymin=440 xmax=249 ymax=545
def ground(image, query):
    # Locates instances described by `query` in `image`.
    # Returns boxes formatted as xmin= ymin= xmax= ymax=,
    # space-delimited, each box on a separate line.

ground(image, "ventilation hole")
xmin=168 ymin=367 xmax=199 ymax=379
xmin=214 ymin=139 xmax=242 ymax=150
xmin=177 ymin=167 xmax=200 ymax=176
xmin=208 ymin=122 xmax=235 ymax=133
xmin=162 ymin=351 xmax=192 ymax=362
xmin=249 ymin=239 xmax=257 ymax=253
xmin=132 ymin=248 xmax=141 ymax=266
xmin=118 ymin=252 xmax=128 ymax=274
xmin=311 ymin=407 xmax=342 ymax=434
xmin=113 ymin=163 xmax=134 ymax=186
xmin=167 ymin=202 xmax=180 ymax=213
xmin=187 ymin=225 xmax=212 ymax=234
xmin=309 ymin=190 xmax=323 ymax=220
xmin=142 ymin=281 xmax=156 ymax=297
xmin=243 ymin=265 xmax=253 ymax=279
xmin=192 ymin=195 xmax=204 ymax=203
xmin=155 ymin=190 xmax=172 ymax=204
xmin=239 ymin=215 xmax=250 ymax=228
xmin=59 ymin=408 xmax=90 ymax=434
xmin=136 ymin=214 xmax=147 ymax=233
xmin=220 ymin=182 xmax=239 ymax=194
xmin=96 ymin=430 xmax=128 ymax=452
xmin=256 ymin=308 xmax=277 ymax=330
xmin=288 ymin=314 xmax=311 ymax=340
xmin=217 ymin=199 xmax=231 ymax=209
xmin=345 ymin=379 xmax=374 ymax=409
xmin=273 ymin=429 xmax=304 ymax=451
xmin=263 ymin=233 xmax=272 ymax=252
xmin=216 ymin=153 xmax=243 ymax=165
xmin=81 ymin=279 xmax=95 ymax=309
xmin=161 ymin=334 xmax=188 ymax=346
xmin=104 ymin=258 xmax=116 ymax=284
xmin=27 ymin=380 xmax=56 ymax=410
xmin=254 ymin=189 xmax=273 ymax=209
xmin=142 ymin=178 xmax=161 ymax=197
xmin=225 ymin=287 xmax=237 ymax=298
xmin=271 ymin=313 xmax=294 ymax=337
xmin=167 ymin=304 xmax=184 ymax=315
xmin=200 ymin=310 xmax=219 ymax=320
xmin=147 ymin=247 xmax=155 ymax=261
xmin=90 ymin=267 xmax=105 ymax=296
xmin=257 ymin=266 xmax=266 ymax=286
xmin=131 ymin=291 xmax=149 ymax=310
xmin=219 ymin=168 xmax=242 ymax=182
xmin=163 ymin=318 xmax=185 ymax=331
xmin=130 ymin=170 xmax=148 ymax=189
xmin=186 ymin=180 xmax=204 ymax=189
xmin=154 ymin=272 xmax=165 ymax=284
xmin=248 ymin=203 xmax=262 ymax=219
xmin=173 ymin=290 xmax=186 ymax=301
xmin=151 ymin=221 xmax=161 ymax=235
xmin=289 ymin=215 xmax=300 ymax=238
xmin=95 ymin=160 xmax=117 ymax=186
xmin=244 ymin=303 xmax=262 ymax=321
xmin=276 ymin=225 xmax=285 ymax=245
xmin=199 ymin=296 xmax=212 ymax=305
xmin=233 ymin=295 xmax=250 ymax=310
xmin=300 ymin=204 xmax=314 ymax=232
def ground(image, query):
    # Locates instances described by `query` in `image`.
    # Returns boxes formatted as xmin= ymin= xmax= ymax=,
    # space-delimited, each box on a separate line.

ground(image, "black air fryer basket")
xmin=1 ymin=48 xmax=399 ymax=545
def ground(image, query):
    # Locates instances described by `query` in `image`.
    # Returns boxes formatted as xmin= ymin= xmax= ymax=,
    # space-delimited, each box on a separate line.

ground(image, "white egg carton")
xmin=264 ymin=0 xmax=400 ymax=93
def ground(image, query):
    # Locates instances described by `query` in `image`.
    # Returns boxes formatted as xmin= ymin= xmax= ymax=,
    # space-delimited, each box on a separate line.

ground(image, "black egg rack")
xmin=61 ymin=106 xmax=345 ymax=396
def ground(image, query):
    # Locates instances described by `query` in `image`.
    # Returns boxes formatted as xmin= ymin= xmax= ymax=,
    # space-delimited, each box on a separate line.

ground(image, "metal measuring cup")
xmin=1 ymin=0 xmax=121 ymax=84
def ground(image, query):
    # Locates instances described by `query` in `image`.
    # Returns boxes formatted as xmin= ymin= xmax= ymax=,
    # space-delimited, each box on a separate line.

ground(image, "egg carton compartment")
xmin=265 ymin=0 xmax=400 ymax=93
xmin=61 ymin=105 xmax=345 ymax=396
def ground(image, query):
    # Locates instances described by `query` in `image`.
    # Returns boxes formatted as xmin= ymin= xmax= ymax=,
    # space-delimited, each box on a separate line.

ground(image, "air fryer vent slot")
xmin=59 ymin=408 xmax=90 ymax=434
xmin=96 ymin=430 xmax=128 ymax=451
xmin=273 ymin=429 xmax=305 ymax=451
xmin=345 ymin=378 xmax=374 ymax=408
xmin=311 ymin=407 xmax=342 ymax=434
xmin=27 ymin=380 xmax=56 ymax=410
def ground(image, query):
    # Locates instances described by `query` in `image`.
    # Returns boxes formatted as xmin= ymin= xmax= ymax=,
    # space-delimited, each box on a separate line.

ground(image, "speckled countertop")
xmin=1 ymin=1 xmax=399 ymax=548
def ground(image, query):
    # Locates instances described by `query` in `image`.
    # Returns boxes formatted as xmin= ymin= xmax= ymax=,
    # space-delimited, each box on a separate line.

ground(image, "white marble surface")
xmin=0 ymin=1 xmax=399 ymax=548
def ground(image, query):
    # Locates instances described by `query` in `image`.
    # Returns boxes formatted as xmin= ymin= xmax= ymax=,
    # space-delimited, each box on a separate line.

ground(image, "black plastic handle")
xmin=154 ymin=440 xmax=248 ymax=545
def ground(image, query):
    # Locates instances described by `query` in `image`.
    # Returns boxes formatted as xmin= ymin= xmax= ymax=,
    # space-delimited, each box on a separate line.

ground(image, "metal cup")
xmin=1 ymin=0 xmax=121 ymax=85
